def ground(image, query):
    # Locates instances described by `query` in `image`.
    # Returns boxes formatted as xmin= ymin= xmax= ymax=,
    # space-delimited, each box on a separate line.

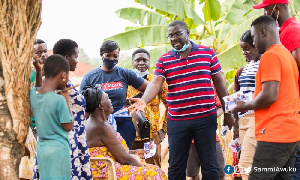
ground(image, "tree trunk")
xmin=0 ymin=0 xmax=41 ymax=179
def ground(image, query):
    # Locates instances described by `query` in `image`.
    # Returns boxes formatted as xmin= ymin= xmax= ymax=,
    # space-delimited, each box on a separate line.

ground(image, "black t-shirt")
xmin=80 ymin=66 xmax=144 ymax=113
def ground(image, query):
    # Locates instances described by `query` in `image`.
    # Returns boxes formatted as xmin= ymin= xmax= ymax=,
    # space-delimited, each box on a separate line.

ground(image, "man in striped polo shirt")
xmin=130 ymin=20 xmax=234 ymax=180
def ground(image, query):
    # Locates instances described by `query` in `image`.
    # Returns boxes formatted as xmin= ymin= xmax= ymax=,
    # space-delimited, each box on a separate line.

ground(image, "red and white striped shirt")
xmin=154 ymin=41 xmax=222 ymax=120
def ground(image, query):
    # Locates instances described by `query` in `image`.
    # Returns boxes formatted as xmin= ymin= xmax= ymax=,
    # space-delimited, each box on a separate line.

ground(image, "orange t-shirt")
xmin=254 ymin=44 xmax=300 ymax=143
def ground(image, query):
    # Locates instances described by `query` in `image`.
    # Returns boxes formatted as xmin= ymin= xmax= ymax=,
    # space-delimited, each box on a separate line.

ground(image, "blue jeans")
xmin=114 ymin=116 xmax=136 ymax=150
xmin=292 ymin=146 xmax=300 ymax=180
xmin=167 ymin=114 xmax=219 ymax=180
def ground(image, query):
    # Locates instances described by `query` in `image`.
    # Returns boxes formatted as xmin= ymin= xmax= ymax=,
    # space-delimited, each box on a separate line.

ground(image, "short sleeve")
xmin=260 ymin=53 xmax=281 ymax=83
xmin=286 ymin=36 xmax=300 ymax=52
xmin=80 ymin=74 xmax=89 ymax=92
xmin=210 ymin=51 xmax=222 ymax=75
xmin=126 ymin=69 xmax=144 ymax=90
xmin=281 ymin=30 xmax=300 ymax=52
xmin=154 ymin=58 xmax=166 ymax=79
xmin=57 ymin=97 xmax=73 ymax=124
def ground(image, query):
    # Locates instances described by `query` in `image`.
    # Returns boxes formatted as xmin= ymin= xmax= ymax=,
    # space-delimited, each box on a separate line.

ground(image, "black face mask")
xmin=103 ymin=58 xmax=118 ymax=70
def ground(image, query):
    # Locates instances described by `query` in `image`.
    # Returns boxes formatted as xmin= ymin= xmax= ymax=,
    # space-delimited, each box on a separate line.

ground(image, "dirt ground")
xmin=160 ymin=136 xmax=169 ymax=174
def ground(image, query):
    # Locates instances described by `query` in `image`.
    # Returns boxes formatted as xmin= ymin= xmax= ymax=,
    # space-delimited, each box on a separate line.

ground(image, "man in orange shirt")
xmin=253 ymin=1 xmax=300 ymax=179
xmin=235 ymin=15 xmax=300 ymax=179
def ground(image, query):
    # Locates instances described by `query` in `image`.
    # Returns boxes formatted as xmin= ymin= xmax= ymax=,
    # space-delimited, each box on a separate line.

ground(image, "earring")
xmin=63 ymin=79 xmax=66 ymax=82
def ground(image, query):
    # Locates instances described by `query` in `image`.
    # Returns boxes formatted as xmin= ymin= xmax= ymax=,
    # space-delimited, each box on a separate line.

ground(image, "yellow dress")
xmin=89 ymin=134 xmax=167 ymax=180
xmin=127 ymin=73 xmax=168 ymax=140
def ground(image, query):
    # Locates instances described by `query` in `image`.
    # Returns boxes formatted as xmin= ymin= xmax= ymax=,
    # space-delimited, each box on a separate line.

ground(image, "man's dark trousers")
xmin=249 ymin=141 xmax=299 ymax=180
xmin=167 ymin=113 xmax=219 ymax=180
xmin=292 ymin=146 xmax=300 ymax=180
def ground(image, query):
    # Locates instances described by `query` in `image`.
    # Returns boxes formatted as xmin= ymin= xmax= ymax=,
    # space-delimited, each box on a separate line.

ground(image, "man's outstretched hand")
xmin=128 ymin=98 xmax=146 ymax=114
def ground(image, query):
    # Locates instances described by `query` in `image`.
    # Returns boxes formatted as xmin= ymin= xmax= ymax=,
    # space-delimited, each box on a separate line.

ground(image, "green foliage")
xmin=218 ymin=43 xmax=246 ymax=72
xmin=107 ymin=0 xmax=256 ymax=73
xmin=225 ymin=69 xmax=238 ymax=94
xmin=105 ymin=25 xmax=169 ymax=50
xmin=226 ymin=9 xmax=262 ymax=47
xmin=118 ymin=55 xmax=132 ymax=69
xmin=289 ymin=0 xmax=300 ymax=16
xmin=116 ymin=8 xmax=168 ymax=26
xmin=199 ymin=0 xmax=205 ymax=4
xmin=125 ymin=27 xmax=140 ymax=31
xmin=223 ymin=0 xmax=255 ymax=24
xmin=105 ymin=0 xmax=300 ymax=90
xmin=186 ymin=0 xmax=196 ymax=9
xmin=202 ymin=0 xmax=221 ymax=22
xmin=135 ymin=0 xmax=204 ymax=29
xmin=147 ymin=44 xmax=172 ymax=66
xmin=200 ymin=35 xmax=214 ymax=47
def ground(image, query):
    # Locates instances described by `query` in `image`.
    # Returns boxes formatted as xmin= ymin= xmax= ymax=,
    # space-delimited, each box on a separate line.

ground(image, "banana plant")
xmin=116 ymin=8 xmax=168 ymax=26
xmin=111 ymin=0 xmax=205 ymax=49
xmin=105 ymin=0 xmax=205 ymax=68
xmin=289 ymin=0 xmax=300 ymax=17
xmin=105 ymin=0 xmax=299 ymax=74
xmin=134 ymin=0 xmax=204 ymax=28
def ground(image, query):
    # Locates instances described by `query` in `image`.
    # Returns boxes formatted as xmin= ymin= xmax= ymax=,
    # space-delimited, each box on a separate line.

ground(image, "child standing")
xmin=30 ymin=54 xmax=73 ymax=179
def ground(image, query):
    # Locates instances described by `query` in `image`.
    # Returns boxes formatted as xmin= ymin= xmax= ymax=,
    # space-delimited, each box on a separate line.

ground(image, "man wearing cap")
xmin=253 ymin=1 xmax=300 ymax=179
xmin=253 ymin=0 xmax=300 ymax=71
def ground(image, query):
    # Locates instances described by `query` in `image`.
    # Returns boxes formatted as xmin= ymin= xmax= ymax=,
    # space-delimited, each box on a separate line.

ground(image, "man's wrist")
xmin=242 ymin=102 xmax=252 ymax=111
xmin=140 ymin=96 xmax=146 ymax=102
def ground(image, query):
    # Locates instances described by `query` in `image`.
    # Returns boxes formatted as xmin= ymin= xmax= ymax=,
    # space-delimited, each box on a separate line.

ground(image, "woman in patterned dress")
xmin=53 ymin=39 xmax=92 ymax=179
xmin=33 ymin=39 xmax=92 ymax=179
xmin=83 ymin=86 xmax=167 ymax=180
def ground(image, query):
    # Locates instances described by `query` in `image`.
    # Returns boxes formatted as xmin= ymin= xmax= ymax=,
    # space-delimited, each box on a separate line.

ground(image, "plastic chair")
xmin=90 ymin=157 xmax=117 ymax=180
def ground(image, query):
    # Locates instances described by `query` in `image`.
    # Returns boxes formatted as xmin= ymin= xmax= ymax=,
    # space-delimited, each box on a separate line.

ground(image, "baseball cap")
xmin=253 ymin=0 xmax=289 ymax=9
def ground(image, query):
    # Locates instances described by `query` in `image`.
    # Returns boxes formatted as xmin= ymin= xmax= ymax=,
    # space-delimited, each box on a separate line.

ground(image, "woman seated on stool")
xmin=83 ymin=86 xmax=167 ymax=179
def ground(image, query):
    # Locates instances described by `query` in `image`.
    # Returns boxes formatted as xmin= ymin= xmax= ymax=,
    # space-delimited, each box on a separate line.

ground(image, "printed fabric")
xmin=89 ymin=133 xmax=167 ymax=180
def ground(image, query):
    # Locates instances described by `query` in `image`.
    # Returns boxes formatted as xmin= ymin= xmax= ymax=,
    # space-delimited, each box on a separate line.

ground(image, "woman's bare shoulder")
xmin=102 ymin=122 xmax=118 ymax=136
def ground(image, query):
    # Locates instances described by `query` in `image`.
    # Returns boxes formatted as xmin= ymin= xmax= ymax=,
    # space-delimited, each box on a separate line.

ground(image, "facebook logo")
xmin=224 ymin=165 xmax=234 ymax=174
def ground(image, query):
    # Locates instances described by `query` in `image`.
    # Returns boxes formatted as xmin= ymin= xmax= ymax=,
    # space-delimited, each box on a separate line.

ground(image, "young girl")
xmin=233 ymin=30 xmax=260 ymax=180
xmin=30 ymin=54 xmax=74 ymax=179
xmin=53 ymin=39 xmax=92 ymax=179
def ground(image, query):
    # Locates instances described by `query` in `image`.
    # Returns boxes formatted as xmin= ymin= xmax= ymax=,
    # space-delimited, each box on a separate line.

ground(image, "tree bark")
xmin=0 ymin=0 xmax=41 ymax=179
